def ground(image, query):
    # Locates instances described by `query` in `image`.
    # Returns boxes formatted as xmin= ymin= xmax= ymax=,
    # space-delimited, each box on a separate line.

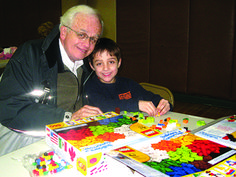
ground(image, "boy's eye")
xmin=109 ymin=61 xmax=115 ymax=64
xmin=96 ymin=63 xmax=102 ymax=66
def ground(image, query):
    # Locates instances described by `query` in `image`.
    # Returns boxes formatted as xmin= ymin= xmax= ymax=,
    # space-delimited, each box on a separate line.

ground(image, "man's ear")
xmin=60 ymin=26 xmax=68 ymax=40
xmin=89 ymin=62 xmax=95 ymax=70
xmin=118 ymin=58 xmax=122 ymax=68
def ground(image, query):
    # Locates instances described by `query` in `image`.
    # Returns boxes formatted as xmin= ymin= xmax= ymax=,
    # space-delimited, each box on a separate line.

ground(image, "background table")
xmin=0 ymin=112 xmax=213 ymax=177
xmin=126 ymin=111 xmax=214 ymax=131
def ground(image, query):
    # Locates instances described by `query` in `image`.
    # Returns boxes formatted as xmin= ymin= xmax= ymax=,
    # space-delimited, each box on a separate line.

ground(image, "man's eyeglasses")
xmin=64 ymin=26 xmax=99 ymax=45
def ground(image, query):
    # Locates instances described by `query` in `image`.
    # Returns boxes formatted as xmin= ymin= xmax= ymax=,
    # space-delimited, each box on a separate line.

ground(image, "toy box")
xmin=46 ymin=112 xmax=155 ymax=176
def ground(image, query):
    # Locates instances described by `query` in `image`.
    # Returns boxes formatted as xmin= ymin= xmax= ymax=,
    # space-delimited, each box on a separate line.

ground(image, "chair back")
xmin=139 ymin=82 xmax=174 ymax=106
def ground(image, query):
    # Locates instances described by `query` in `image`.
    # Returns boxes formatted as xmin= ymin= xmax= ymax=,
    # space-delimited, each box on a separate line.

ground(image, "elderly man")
xmin=0 ymin=5 xmax=103 ymax=156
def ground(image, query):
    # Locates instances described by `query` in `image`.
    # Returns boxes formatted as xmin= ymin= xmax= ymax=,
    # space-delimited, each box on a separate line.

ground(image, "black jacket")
xmin=0 ymin=25 xmax=93 ymax=131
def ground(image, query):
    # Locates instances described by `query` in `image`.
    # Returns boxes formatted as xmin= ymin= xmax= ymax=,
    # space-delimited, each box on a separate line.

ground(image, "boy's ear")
xmin=118 ymin=58 xmax=122 ymax=68
xmin=89 ymin=62 xmax=95 ymax=70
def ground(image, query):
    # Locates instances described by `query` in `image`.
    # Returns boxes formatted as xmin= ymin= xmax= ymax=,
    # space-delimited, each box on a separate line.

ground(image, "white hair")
xmin=59 ymin=5 xmax=103 ymax=33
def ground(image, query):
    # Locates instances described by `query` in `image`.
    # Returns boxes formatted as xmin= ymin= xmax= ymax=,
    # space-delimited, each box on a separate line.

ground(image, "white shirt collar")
xmin=59 ymin=39 xmax=83 ymax=77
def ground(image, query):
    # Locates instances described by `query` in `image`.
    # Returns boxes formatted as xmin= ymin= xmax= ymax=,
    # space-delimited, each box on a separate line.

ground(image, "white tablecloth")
xmin=0 ymin=112 xmax=213 ymax=177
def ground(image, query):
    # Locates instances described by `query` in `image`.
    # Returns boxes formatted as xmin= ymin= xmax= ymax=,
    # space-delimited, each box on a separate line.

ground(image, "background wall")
xmin=116 ymin=0 xmax=236 ymax=106
xmin=0 ymin=0 xmax=61 ymax=47
xmin=0 ymin=0 xmax=116 ymax=47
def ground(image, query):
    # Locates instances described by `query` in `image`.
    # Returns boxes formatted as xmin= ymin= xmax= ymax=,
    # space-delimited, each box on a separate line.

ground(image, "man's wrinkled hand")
xmin=71 ymin=105 xmax=103 ymax=120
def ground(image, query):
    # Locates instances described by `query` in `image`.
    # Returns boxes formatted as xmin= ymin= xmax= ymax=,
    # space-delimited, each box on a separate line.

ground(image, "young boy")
xmin=84 ymin=38 xmax=173 ymax=116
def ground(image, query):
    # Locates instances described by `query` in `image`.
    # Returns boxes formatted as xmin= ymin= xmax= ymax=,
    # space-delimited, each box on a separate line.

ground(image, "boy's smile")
xmin=90 ymin=50 xmax=121 ymax=84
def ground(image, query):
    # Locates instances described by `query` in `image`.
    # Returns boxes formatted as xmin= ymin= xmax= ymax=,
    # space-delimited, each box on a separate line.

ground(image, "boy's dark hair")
xmin=88 ymin=37 xmax=122 ymax=65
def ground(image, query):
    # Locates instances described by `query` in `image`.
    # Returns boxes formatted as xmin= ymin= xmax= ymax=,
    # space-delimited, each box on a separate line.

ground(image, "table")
xmin=0 ymin=112 xmax=214 ymax=177
xmin=0 ymin=139 xmax=142 ymax=177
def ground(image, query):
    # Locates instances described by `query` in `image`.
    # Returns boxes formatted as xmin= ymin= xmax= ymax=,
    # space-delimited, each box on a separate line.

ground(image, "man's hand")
xmin=71 ymin=105 xmax=103 ymax=120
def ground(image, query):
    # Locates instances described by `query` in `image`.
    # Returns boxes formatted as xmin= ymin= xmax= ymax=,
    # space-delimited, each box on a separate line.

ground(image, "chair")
xmin=139 ymin=82 xmax=174 ymax=106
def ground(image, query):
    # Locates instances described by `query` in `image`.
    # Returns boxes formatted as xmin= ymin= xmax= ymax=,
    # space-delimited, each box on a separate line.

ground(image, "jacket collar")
xmin=41 ymin=24 xmax=63 ymax=71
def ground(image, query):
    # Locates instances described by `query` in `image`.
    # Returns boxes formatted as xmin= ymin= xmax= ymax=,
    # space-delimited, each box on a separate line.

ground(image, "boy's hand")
xmin=138 ymin=100 xmax=158 ymax=116
xmin=157 ymin=99 xmax=170 ymax=115
xmin=71 ymin=105 xmax=103 ymax=120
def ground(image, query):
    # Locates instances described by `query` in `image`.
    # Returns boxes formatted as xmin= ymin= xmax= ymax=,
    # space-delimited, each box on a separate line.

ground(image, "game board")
xmin=195 ymin=115 xmax=236 ymax=149
xmin=107 ymin=132 xmax=236 ymax=177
